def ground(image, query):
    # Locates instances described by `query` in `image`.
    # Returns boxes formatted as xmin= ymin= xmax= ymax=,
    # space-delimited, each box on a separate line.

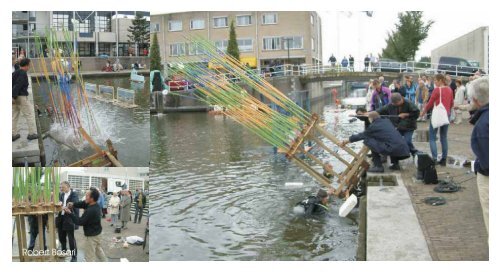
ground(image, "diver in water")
xmin=296 ymin=189 xmax=332 ymax=217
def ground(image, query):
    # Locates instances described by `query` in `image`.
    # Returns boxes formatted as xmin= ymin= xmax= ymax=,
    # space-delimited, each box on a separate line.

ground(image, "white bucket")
xmin=339 ymin=194 xmax=358 ymax=217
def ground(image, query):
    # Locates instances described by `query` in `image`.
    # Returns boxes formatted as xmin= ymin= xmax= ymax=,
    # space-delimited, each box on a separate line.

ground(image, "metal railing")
xmin=164 ymin=60 xmax=488 ymax=89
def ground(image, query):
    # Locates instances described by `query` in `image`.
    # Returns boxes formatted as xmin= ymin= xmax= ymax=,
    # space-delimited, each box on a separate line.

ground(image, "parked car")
xmin=376 ymin=58 xmax=413 ymax=72
xmin=437 ymin=56 xmax=484 ymax=76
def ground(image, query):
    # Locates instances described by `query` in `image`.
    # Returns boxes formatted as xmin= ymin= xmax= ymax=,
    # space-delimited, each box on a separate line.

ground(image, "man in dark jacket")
xmin=468 ymin=77 xmax=489 ymax=235
xmin=134 ymin=189 xmax=147 ymax=224
xmin=392 ymin=80 xmax=406 ymax=98
xmin=377 ymin=93 xmax=420 ymax=168
xmin=341 ymin=111 xmax=410 ymax=173
xmin=66 ymin=188 xmax=107 ymax=262
xmin=296 ymin=189 xmax=331 ymax=217
xmin=12 ymin=58 xmax=38 ymax=141
xmin=57 ymin=181 xmax=79 ymax=262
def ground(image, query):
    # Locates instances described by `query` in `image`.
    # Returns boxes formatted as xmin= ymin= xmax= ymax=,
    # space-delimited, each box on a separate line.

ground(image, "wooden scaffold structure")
xmin=12 ymin=167 xmax=61 ymax=262
xmin=32 ymin=29 xmax=122 ymax=167
xmin=168 ymin=36 xmax=369 ymax=197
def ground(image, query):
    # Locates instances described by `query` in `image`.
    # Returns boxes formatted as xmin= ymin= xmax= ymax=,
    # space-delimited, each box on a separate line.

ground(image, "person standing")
xmin=66 ymin=188 xmax=107 ymax=262
xmin=364 ymin=55 xmax=370 ymax=72
xmin=402 ymin=76 xmax=417 ymax=103
xmin=328 ymin=54 xmax=337 ymax=67
xmin=415 ymin=79 xmax=429 ymax=121
xmin=392 ymin=80 xmax=406 ymax=98
xmin=341 ymin=56 xmax=348 ymax=70
xmin=109 ymin=192 xmax=120 ymax=227
xmin=57 ymin=181 xmax=79 ymax=262
xmin=468 ymin=77 xmax=489 ymax=235
xmin=453 ymin=79 xmax=467 ymax=124
xmin=446 ymin=74 xmax=457 ymax=94
xmin=134 ymin=189 xmax=147 ymax=224
xmin=420 ymin=74 xmax=454 ymax=166
xmin=348 ymin=54 xmax=355 ymax=72
xmin=369 ymin=79 xmax=392 ymax=111
xmin=12 ymin=58 xmax=38 ymax=141
xmin=120 ymin=190 xmax=132 ymax=229
xmin=377 ymin=93 xmax=420 ymax=168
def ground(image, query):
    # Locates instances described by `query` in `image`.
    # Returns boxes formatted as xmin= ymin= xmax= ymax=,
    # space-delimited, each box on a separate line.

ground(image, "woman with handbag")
xmin=420 ymin=74 xmax=454 ymax=166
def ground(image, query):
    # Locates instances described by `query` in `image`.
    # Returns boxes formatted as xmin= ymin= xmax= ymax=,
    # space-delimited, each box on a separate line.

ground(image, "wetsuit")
xmin=297 ymin=196 xmax=329 ymax=217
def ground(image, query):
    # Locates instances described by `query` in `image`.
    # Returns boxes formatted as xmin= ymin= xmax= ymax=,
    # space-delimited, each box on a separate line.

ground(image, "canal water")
xmin=150 ymin=102 xmax=365 ymax=260
xmin=33 ymin=76 xmax=150 ymax=167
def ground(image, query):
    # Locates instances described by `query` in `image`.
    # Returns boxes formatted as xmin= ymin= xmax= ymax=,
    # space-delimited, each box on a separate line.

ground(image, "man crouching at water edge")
xmin=65 ymin=188 xmax=107 ymax=262
xmin=295 ymin=189 xmax=334 ymax=217
xmin=341 ymin=111 xmax=410 ymax=173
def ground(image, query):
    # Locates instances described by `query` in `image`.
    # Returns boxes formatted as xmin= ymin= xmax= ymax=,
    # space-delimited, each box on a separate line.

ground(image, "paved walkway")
xmin=403 ymin=120 xmax=488 ymax=260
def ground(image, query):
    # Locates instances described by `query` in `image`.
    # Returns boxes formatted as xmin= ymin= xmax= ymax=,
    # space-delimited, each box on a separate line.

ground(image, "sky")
xmin=320 ymin=11 xmax=491 ymax=64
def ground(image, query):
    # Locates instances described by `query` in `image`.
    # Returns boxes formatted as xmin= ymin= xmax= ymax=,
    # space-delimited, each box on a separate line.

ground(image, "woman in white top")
xmin=109 ymin=192 xmax=121 ymax=227
xmin=453 ymin=79 xmax=467 ymax=124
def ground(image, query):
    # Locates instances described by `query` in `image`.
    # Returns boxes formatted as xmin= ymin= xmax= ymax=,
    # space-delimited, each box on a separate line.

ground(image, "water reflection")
xmin=150 ymin=102 xmax=365 ymax=260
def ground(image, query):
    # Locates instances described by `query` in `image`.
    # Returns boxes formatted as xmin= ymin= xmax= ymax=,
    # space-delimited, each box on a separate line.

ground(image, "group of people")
xmin=329 ymin=53 xmax=379 ymax=72
xmin=303 ymin=73 xmax=488 ymax=230
xmin=28 ymin=181 xmax=148 ymax=262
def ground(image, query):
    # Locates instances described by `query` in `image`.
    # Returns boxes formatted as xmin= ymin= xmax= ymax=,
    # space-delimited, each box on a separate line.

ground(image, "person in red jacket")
xmin=420 ymin=73 xmax=454 ymax=166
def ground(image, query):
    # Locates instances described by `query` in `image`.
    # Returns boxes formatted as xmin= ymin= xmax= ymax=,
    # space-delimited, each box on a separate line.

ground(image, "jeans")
xmin=399 ymin=130 xmax=417 ymax=155
xmin=429 ymin=122 xmax=449 ymax=160
xmin=134 ymin=206 xmax=144 ymax=223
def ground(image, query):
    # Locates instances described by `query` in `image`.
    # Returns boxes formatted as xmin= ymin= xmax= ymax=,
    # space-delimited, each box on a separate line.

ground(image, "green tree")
xmin=150 ymin=33 xmax=162 ymax=71
xmin=381 ymin=12 xmax=434 ymax=61
xmin=226 ymin=20 xmax=240 ymax=60
xmin=127 ymin=14 xmax=150 ymax=56
xmin=416 ymin=56 xmax=431 ymax=68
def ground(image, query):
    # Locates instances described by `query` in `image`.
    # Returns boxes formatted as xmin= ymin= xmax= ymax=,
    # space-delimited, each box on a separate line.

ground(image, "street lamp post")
xmin=284 ymin=37 xmax=291 ymax=65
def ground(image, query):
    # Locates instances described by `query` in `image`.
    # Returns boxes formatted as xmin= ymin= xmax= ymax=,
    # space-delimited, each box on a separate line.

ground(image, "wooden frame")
xmin=12 ymin=204 xmax=61 ymax=262
xmin=283 ymin=114 xmax=369 ymax=198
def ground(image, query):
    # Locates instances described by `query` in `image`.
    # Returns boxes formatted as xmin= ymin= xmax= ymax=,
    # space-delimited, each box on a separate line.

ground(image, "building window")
xmin=311 ymin=38 xmax=315 ymax=51
xmin=190 ymin=19 xmax=205 ymax=30
xmin=76 ymin=19 xmax=91 ymax=33
xmin=237 ymin=38 xmax=253 ymax=52
xmin=263 ymin=37 xmax=281 ymax=50
xmin=282 ymin=36 xmax=303 ymax=50
xmin=52 ymin=12 xmax=71 ymax=31
xmin=213 ymin=17 xmax=228 ymax=28
xmin=169 ymin=43 xmax=186 ymax=56
xmin=189 ymin=43 xmax=205 ymax=55
xmin=311 ymin=14 xmax=314 ymax=25
xmin=214 ymin=40 xmax=228 ymax=52
xmin=262 ymin=13 xmax=278 ymax=25
xmin=151 ymin=23 xmax=160 ymax=32
xmin=236 ymin=15 xmax=252 ymax=26
xmin=96 ymin=12 xmax=111 ymax=32
xmin=129 ymin=180 xmax=144 ymax=192
xmin=168 ymin=20 xmax=182 ymax=31
xmin=68 ymin=175 xmax=90 ymax=192
xmin=78 ymin=42 xmax=94 ymax=57
xmin=98 ymin=43 xmax=111 ymax=56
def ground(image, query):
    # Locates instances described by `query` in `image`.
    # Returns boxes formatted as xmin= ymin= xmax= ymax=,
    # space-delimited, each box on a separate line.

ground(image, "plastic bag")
xmin=431 ymin=87 xmax=450 ymax=128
